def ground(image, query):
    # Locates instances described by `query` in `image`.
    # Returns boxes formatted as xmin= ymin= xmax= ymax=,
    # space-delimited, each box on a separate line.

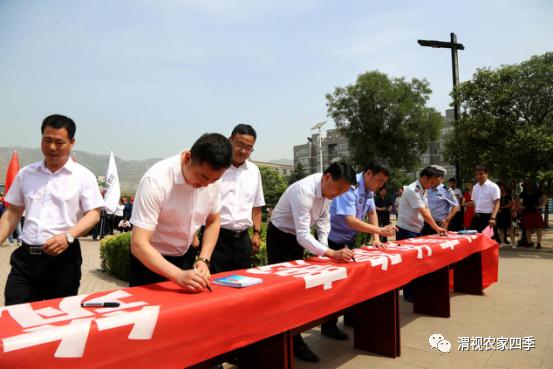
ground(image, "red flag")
xmin=4 ymin=151 xmax=20 ymax=206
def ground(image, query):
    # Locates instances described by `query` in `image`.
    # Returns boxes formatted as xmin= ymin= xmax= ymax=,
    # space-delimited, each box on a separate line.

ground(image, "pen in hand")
xmin=345 ymin=246 xmax=357 ymax=262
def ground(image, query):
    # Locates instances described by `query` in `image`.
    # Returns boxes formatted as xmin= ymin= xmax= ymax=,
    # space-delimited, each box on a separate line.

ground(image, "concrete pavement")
xmin=1 ymin=228 xmax=552 ymax=369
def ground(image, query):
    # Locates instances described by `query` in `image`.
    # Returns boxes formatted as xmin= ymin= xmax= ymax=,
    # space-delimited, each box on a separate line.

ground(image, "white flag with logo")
xmin=103 ymin=150 xmax=121 ymax=213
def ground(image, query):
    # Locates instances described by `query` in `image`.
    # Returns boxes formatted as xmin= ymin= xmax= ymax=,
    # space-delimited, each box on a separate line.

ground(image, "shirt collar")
xmin=231 ymin=159 xmax=249 ymax=171
xmin=314 ymin=173 xmax=324 ymax=199
xmin=173 ymin=152 xmax=186 ymax=185
xmin=38 ymin=157 xmax=76 ymax=174
xmin=415 ymin=179 xmax=426 ymax=194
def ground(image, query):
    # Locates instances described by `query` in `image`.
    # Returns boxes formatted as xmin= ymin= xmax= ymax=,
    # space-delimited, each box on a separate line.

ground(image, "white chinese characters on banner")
xmin=248 ymin=260 xmax=347 ymax=290
xmin=0 ymin=290 xmax=160 ymax=358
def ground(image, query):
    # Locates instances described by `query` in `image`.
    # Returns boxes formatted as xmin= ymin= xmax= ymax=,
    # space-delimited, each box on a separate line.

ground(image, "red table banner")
xmin=0 ymin=233 xmax=498 ymax=369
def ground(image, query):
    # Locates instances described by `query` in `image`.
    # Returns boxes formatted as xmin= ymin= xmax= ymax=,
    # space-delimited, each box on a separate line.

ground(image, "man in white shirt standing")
xmin=130 ymin=133 xmax=232 ymax=291
xmin=266 ymin=160 xmax=356 ymax=363
xmin=470 ymin=164 xmax=500 ymax=232
xmin=211 ymin=124 xmax=265 ymax=273
xmin=0 ymin=114 xmax=104 ymax=305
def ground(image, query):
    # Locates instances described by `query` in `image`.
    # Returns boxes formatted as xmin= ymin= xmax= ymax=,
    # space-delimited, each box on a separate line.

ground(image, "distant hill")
xmin=267 ymin=158 xmax=293 ymax=166
xmin=0 ymin=147 xmax=294 ymax=193
xmin=0 ymin=147 xmax=160 ymax=194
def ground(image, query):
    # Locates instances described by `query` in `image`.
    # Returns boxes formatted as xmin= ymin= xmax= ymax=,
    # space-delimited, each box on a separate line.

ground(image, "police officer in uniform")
xmin=396 ymin=166 xmax=447 ymax=302
xmin=422 ymin=165 xmax=460 ymax=235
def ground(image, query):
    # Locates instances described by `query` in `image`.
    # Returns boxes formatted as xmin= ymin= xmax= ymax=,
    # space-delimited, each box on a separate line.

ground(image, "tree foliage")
xmin=445 ymin=52 xmax=553 ymax=186
xmin=326 ymin=71 xmax=443 ymax=174
xmin=259 ymin=166 xmax=288 ymax=208
xmin=288 ymin=162 xmax=306 ymax=185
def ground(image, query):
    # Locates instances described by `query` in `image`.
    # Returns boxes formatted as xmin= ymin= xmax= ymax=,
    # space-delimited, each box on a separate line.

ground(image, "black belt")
xmin=22 ymin=241 xmax=78 ymax=255
xmin=220 ymin=227 xmax=249 ymax=238
xmin=21 ymin=243 xmax=45 ymax=255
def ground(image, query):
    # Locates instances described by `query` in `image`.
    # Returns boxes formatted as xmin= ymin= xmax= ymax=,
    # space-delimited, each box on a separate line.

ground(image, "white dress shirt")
xmin=472 ymin=179 xmax=500 ymax=213
xmin=5 ymin=158 xmax=104 ymax=245
xmin=220 ymin=160 xmax=265 ymax=231
xmin=270 ymin=173 xmax=330 ymax=256
xmin=131 ymin=153 xmax=222 ymax=256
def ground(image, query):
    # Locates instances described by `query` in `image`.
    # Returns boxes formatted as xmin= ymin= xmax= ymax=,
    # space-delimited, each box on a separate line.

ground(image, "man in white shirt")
xmin=130 ymin=133 xmax=232 ymax=291
xmin=266 ymin=160 xmax=356 ymax=363
xmin=0 ymin=115 xmax=104 ymax=305
xmin=211 ymin=124 xmax=265 ymax=273
xmin=470 ymin=164 xmax=500 ymax=232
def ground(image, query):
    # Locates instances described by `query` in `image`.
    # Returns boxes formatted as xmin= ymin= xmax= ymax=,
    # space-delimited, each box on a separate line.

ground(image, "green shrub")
xmin=100 ymin=232 xmax=131 ymax=281
xmin=251 ymin=222 xmax=268 ymax=267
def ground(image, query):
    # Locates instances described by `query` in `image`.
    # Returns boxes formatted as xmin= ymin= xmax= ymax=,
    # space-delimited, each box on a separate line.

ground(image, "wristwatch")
xmin=66 ymin=233 xmax=75 ymax=243
xmin=253 ymin=228 xmax=262 ymax=236
xmin=195 ymin=256 xmax=211 ymax=268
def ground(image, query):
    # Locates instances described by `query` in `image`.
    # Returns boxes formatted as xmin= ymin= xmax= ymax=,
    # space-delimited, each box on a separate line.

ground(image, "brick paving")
xmin=1 ymin=227 xmax=552 ymax=368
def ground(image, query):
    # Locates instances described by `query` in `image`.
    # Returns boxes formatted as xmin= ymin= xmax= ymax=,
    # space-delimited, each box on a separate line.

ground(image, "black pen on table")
xmin=345 ymin=245 xmax=357 ymax=262
xmin=81 ymin=301 xmax=120 ymax=308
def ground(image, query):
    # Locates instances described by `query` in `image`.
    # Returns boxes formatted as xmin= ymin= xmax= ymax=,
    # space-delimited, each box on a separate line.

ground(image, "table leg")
xmin=413 ymin=266 xmax=450 ymax=317
xmin=353 ymin=289 xmax=400 ymax=358
xmin=454 ymin=251 xmax=483 ymax=295
xmin=237 ymin=331 xmax=292 ymax=369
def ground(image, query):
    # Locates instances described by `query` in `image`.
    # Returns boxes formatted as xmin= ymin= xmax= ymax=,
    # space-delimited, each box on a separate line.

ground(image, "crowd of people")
xmin=0 ymin=114 xmax=550 ymax=365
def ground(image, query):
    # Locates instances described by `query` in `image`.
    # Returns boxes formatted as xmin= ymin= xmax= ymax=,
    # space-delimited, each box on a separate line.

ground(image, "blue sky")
xmin=1 ymin=0 xmax=552 ymax=162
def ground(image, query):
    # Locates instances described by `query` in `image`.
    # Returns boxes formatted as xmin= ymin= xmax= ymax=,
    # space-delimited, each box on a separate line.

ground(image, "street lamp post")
xmin=418 ymin=32 xmax=465 ymax=186
xmin=310 ymin=121 xmax=326 ymax=172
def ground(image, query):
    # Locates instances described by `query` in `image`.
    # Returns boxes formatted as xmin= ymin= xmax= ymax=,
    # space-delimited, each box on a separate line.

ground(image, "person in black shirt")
xmin=374 ymin=187 xmax=393 ymax=243
xmin=519 ymin=182 xmax=546 ymax=249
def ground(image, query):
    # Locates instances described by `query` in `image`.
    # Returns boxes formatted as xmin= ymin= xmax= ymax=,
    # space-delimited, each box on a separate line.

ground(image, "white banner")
xmin=103 ymin=151 xmax=121 ymax=213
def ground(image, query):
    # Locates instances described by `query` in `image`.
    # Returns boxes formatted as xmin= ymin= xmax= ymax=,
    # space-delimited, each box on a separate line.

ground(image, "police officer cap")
xmin=430 ymin=165 xmax=447 ymax=176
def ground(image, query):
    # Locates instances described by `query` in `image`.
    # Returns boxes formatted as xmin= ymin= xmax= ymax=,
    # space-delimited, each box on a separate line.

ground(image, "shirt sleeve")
xmin=253 ymin=169 xmax=266 ymax=207
xmin=491 ymin=185 xmax=500 ymax=201
xmin=333 ymin=190 xmax=356 ymax=216
xmin=4 ymin=171 xmax=25 ymax=207
xmin=130 ymin=176 xmax=166 ymax=231
xmin=290 ymin=186 xmax=328 ymax=256
xmin=444 ymin=189 xmax=459 ymax=207
xmin=80 ymin=171 xmax=105 ymax=212
xmin=405 ymin=189 xmax=426 ymax=209
xmin=315 ymin=201 xmax=330 ymax=247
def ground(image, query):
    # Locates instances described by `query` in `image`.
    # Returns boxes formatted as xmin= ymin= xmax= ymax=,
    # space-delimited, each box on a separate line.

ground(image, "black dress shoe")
xmin=294 ymin=341 xmax=320 ymax=362
xmin=321 ymin=324 xmax=349 ymax=340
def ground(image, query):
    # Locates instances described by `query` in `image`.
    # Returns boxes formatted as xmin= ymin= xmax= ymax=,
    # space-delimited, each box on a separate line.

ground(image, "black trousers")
xmin=266 ymin=222 xmax=304 ymax=264
xmin=211 ymin=228 xmax=252 ymax=274
xmin=470 ymin=213 xmax=492 ymax=232
xmin=129 ymin=246 xmax=196 ymax=287
xmin=5 ymin=240 xmax=82 ymax=306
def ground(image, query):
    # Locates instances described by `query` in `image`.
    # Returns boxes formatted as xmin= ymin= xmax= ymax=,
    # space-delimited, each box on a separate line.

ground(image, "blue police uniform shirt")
xmin=427 ymin=183 xmax=459 ymax=221
xmin=328 ymin=172 xmax=375 ymax=244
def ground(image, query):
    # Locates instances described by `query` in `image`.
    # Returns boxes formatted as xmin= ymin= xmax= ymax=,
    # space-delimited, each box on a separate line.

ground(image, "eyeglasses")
xmin=233 ymin=141 xmax=254 ymax=153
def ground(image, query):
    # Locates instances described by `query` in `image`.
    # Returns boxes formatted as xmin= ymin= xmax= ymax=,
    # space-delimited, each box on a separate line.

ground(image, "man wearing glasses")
xmin=210 ymin=124 xmax=265 ymax=273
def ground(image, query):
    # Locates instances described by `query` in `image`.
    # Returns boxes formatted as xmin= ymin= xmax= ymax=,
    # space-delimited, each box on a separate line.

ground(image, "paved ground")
xmin=1 ymin=227 xmax=552 ymax=369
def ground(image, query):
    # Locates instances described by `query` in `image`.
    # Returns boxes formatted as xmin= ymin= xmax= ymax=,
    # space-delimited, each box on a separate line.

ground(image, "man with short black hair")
xmin=130 ymin=133 xmax=232 ymax=291
xmin=0 ymin=114 xmax=104 ymax=305
xmin=211 ymin=124 xmax=265 ymax=273
xmin=266 ymin=160 xmax=357 ymax=363
xmin=422 ymin=165 xmax=460 ymax=235
xmin=470 ymin=164 xmax=500 ymax=232
xmin=322 ymin=162 xmax=397 ymax=340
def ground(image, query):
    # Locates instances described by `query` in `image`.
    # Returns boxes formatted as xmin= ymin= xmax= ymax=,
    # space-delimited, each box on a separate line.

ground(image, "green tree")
xmin=445 ymin=52 xmax=553 ymax=185
xmin=259 ymin=166 xmax=288 ymax=208
xmin=288 ymin=162 xmax=306 ymax=185
xmin=326 ymin=71 xmax=443 ymax=173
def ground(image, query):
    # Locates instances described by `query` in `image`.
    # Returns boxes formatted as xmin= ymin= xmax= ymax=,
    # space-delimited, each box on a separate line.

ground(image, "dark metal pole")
xmin=450 ymin=32 xmax=462 ymax=187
